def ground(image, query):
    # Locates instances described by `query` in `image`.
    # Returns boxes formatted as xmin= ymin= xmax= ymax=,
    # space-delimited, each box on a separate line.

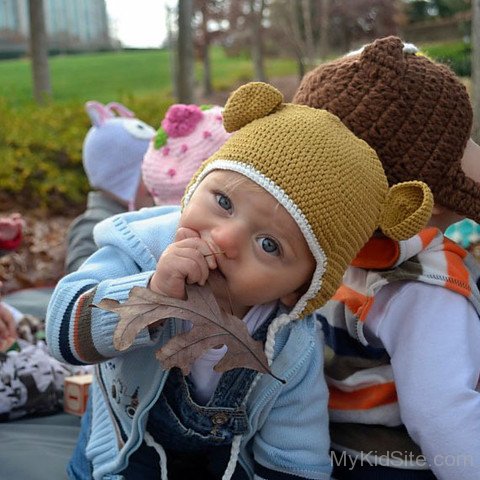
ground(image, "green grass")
xmin=0 ymin=47 xmax=297 ymax=107
xmin=0 ymin=47 xmax=298 ymax=212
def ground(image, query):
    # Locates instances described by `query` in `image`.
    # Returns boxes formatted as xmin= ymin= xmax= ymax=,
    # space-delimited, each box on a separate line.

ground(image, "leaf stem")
xmin=204 ymin=251 xmax=225 ymax=258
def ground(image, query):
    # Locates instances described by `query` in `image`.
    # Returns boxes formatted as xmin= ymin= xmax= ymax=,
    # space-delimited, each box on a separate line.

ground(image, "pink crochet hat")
xmin=142 ymin=104 xmax=231 ymax=205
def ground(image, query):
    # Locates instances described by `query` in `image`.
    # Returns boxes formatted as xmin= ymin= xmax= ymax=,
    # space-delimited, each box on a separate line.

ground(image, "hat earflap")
xmin=379 ymin=181 xmax=433 ymax=241
xmin=222 ymin=82 xmax=283 ymax=132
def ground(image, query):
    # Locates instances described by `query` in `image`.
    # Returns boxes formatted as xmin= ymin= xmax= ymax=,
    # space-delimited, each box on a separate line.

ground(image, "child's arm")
xmin=65 ymin=213 xmax=105 ymax=274
xmin=46 ymin=244 xmax=157 ymax=365
xmin=251 ymin=321 xmax=332 ymax=479
xmin=367 ymin=282 xmax=480 ymax=479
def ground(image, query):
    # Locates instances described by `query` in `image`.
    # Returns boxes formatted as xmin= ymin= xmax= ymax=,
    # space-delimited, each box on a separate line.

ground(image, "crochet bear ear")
xmin=222 ymin=82 xmax=283 ymax=132
xmin=359 ymin=36 xmax=407 ymax=78
xmin=379 ymin=181 xmax=433 ymax=241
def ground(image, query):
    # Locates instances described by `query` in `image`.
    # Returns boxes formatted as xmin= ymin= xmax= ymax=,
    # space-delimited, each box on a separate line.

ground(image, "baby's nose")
xmin=210 ymin=222 xmax=246 ymax=258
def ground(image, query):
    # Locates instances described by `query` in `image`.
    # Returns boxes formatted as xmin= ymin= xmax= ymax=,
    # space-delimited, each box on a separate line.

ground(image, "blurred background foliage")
xmin=0 ymin=48 xmax=297 ymax=213
xmin=0 ymin=0 xmax=475 ymax=214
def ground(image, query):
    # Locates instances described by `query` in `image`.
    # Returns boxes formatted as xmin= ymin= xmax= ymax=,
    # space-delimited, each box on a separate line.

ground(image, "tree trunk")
xmin=250 ymin=0 xmax=267 ymax=82
xmin=201 ymin=3 xmax=213 ymax=97
xmin=301 ymin=0 xmax=315 ymax=67
xmin=473 ymin=0 xmax=480 ymax=143
xmin=176 ymin=0 xmax=195 ymax=103
xmin=28 ymin=0 xmax=51 ymax=105
xmin=318 ymin=0 xmax=330 ymax=61
xmin=288 ymin=0 xmax=306 ymax=80
xmin=166 ymin=6 xmax=178 ymax=100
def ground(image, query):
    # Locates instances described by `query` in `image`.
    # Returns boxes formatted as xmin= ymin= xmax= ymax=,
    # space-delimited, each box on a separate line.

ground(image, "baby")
xmin=47 ymin=81 xmax=431 ymax=480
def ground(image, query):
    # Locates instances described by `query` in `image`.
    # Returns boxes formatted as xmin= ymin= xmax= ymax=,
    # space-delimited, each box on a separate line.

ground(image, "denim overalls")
xmin=69 ymin=309 xmax=278 ymax=480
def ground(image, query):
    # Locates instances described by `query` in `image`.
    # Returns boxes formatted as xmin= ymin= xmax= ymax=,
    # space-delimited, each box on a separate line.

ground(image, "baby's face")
xmin=180 ymin=170 xmax=315 ymax=317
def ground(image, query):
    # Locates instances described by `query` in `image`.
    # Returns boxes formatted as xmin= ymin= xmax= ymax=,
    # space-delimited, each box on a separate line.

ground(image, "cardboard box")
xmin=64 ymin=374 xmax=93 ymax=416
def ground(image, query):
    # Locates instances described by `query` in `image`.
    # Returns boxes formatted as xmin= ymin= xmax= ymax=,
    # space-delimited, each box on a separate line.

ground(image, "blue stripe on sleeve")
xmin=59 ymin=284 xmax=94 ymax=365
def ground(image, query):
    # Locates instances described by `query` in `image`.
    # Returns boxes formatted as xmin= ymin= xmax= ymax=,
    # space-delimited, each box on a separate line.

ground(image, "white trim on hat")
xmin=183 ymin=159 xmax=327 ymax=318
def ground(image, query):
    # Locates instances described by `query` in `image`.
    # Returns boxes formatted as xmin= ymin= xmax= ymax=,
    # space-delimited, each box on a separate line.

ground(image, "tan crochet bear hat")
xmin=293 ymin=36 xmax=479 ymax=222
xmin=183 ymin=82 xmax=433 ymax=316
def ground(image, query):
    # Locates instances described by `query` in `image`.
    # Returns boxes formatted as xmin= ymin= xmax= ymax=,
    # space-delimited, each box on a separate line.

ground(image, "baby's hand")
xmin=0 ymin=303 xmax=17 ymax=351
xmin=149 ymin=227 xmax=218 ymax=299
xmin=0 ymin=213 xmax=24 ymax=242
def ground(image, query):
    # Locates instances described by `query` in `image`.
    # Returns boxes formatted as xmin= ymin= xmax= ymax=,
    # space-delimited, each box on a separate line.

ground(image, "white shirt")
xmin=365 ymin=281 xmax=480 ymax=480
xmin=188 ymin=301 xmax=277 ymax=405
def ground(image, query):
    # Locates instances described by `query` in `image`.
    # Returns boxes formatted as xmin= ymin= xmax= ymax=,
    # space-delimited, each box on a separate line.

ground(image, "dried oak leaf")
xmin=96 ymin=285 xmax=282 ymax=381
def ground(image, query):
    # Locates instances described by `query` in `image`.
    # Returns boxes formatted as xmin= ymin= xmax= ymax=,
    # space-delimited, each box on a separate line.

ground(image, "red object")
xmin=0 ymin=230 xmax=22 ymax=251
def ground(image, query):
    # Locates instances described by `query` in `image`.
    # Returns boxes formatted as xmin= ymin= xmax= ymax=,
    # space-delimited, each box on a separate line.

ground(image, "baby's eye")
xmin=216 ymin=193 xmax=232 ymax=212
xmin=257 ymin=236 xmax=280 ymax=256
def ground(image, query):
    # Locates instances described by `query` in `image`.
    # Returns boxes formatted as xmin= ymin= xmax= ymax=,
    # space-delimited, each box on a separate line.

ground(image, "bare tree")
xmin=269 ymin=0 xmax=306 ymax=79
xmin=194 ymin=0 xmax=227 ymax=97
xmin=199 ymin=1 xmax=213 ymax=96
xmin=250 ymin=0 xmax=267 ymax=82
xmin=28 ymin=0 xmax=51 ymax=104
xmin=166 ymin=5 xmax=178 ymax=100
xmin=318 ymin=0 xmax=330 ymax=61
xmin=301 ymin=0 xmax=315 ymax=67
xmin=473 ymin=0 xmax=480 ymax=142
xmin=177 ymin=0 xmax=196 ymax=103
xmin=329 ymin=0 xmax=399 ymax=52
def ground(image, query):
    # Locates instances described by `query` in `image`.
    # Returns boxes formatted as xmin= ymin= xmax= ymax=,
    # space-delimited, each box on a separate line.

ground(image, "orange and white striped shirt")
xmin=317 ymin=227 xmax=480 ymax=428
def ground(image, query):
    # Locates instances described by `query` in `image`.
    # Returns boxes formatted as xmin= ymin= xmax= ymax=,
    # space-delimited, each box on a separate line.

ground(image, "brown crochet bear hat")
xmin=293 ymin=36 xmax=479 ymax=222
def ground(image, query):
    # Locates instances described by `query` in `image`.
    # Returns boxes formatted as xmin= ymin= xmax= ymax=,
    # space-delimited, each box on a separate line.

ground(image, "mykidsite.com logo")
xmin=330 ymin=450 xmax=474 ymax=470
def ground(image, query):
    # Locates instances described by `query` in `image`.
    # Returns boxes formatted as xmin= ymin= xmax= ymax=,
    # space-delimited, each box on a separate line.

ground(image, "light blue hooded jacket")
xmin=46 ymin=206 xmax=331 ymax=480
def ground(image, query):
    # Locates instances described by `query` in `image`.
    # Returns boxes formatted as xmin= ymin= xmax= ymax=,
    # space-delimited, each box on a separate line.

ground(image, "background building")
xmin=0 ymin=0 xmax=111 ymax=57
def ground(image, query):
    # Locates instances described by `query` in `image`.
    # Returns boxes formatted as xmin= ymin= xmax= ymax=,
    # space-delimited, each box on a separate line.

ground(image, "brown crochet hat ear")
xmin=293 ymin=36 xmax=480 ymax=222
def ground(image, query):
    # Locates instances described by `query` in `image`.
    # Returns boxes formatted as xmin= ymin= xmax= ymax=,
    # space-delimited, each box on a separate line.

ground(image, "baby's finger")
xmin=174 ymin=248 xmax=210 ymax=285
xmin=175 ymin=227 xmax=200 ymax=242
xmin=174 ymin=237 xmax=217 ymax=270
xmin=203 ymin=239 xmax=223 ymax=270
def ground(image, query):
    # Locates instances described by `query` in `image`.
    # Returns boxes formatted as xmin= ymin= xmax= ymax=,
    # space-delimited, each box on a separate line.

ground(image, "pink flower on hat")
xmin=142 ymin=105 xmax=232 ymax=206
xmin=161 ymin=104 xmax=203 ymax=138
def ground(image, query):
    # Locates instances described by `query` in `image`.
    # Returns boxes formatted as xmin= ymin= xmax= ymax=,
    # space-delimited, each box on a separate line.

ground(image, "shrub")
xmin=421 ymin=40 xmax=471 ymax=77
xmin=0 ymin=94 xmax=173 ymax=214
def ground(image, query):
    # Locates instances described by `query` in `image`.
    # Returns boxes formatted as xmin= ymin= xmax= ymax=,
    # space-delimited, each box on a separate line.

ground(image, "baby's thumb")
xmin=175 ymin=227 xmax=200 ymax=242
